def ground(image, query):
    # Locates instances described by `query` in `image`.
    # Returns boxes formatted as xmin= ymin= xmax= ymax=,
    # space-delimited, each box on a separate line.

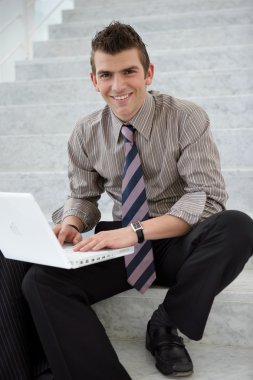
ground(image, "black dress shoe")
xmin=146 ymin=321 xmax=193 ymax=377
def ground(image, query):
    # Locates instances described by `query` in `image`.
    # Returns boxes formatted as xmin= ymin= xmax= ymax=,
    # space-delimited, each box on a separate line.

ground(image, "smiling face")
xmin=90 ymin=48 xmax=154 ymax=122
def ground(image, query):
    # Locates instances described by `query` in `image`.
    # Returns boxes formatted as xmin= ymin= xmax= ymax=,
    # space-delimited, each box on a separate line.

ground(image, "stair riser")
xmin=74 ymin=0 xmax=252 ymax=9
xmin=1 ymin=96 xmax=252 ymax=135
xmin=0 ymin=151 xmax=253 ymax=206
xmin=65 ymin=0 xmax=253 ymax=21
xmin=16 ymin=47 xmax=253 ymax=81
xmin=49 ymin=9 xmax=253 ymax=39
xmin=93 ymin=289 xmax=253 ymax=347
xmin=0 ymin=172 xmax=68 ymax=219
xmin=0 ymin=171 xmax=252 ymax=224
xmin=0 ymin=70 xmax=252 ymax=105
xmin=34 ymin=25 xmax=253 ymax=59
xmin=0 ymin=131 xmax=252 ymax=171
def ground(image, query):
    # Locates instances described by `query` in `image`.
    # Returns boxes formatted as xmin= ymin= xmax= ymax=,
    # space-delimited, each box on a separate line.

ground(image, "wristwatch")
xmin=130 ymin=221 xmax=144 ymax=243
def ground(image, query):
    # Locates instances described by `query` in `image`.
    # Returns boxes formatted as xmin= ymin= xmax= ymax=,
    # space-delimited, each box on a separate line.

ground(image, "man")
xmin=22 ymin=21 xmax=253 ymax=380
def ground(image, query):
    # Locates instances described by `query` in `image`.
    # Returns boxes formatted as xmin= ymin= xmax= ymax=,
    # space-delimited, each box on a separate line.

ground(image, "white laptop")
xmin=0 ymin=192 xmax=134 ymax=269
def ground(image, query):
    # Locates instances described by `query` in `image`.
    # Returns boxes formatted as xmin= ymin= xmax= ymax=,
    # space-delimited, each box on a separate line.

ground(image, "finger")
xmin=52 ymin=224 xmax=61 ymax=236
xmin=75 ymin=238 xmax=98 ymax=252
xmin=79 ymin=240 xmax=106 ymax=252
xmin=58 ymin=229 xmax=67 ymax=246
xmin=73 ymin=240 xmax=88 ymax=251
xmin=73 ymin=234 xmax=82 ymax=245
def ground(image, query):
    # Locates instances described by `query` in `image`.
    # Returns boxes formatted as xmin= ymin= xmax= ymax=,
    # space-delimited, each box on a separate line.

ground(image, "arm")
xmin=73 ymin=214 xmax=190 ymax=251
xmin=52 ymin=120 xmax=103 ymax=244
xmin=73 ymin=105 xmax=226 ymax=252
xmin=167 ymin=105 xmax=228 ymax=225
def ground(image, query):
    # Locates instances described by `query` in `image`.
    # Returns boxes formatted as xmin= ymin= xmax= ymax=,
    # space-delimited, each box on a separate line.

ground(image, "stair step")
xmin=0 ymin=172 xmax=67 ymax=219
xmin=0 ymin=130 xmax=252 ymax=171
xmin=0 ymin=69 xmax=252 ymax=105
xmin=33 ymin=24 xmax=253 ymax=59
xmin=0 ymin=169 xmax=252 ymax=217
xmin=66 ymin=0 xmax=253 ymax=21
xmin=0 ymin=95 xmax=252 ymax=135
xmin=111 ymin=339 xmax=253 ymax=379
xmin=16 ymin=45 xmax=253 ymax=81
xmin=225 ymin=169 xmax=253 ymax=212
xmin=74 ymin=0 xmax=252 ymax=9
xmin=93 ymin=269 xmax=253 ymax=347
xmin=49 ymin=8 xmax=253 ymax=39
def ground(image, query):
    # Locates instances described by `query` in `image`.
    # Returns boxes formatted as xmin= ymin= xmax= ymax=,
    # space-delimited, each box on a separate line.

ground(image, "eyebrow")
xmin=97 ymin=66 xmax=140 ymax=75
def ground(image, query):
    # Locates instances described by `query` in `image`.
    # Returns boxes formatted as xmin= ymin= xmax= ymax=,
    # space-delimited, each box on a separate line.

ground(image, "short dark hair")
xmin=90 ymin=21 xmax=150 ymax=75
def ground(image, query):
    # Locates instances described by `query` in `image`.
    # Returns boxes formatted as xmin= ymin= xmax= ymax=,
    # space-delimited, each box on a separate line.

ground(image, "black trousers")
xmin=0 ymin=252 xmax=50 ymax=380
xmin=22 ymin=210 xmax=253 ymax=380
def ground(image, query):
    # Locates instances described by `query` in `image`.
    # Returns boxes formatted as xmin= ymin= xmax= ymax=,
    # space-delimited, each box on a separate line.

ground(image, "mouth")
xmin=113 ymin=94 xmax=130 ymax=100
xmin=111 ymin=93 xmax=132 ymax=102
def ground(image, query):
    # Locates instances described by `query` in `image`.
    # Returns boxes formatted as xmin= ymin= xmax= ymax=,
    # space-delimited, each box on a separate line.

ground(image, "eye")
xmin=124 ymin=69 xmax=135 ymax=75
xmin=98 ymin=72 xmax=111 ymax=79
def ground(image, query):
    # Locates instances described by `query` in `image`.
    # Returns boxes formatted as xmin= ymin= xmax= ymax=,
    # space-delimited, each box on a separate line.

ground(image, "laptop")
xmin=0 ymin=192 xmax=134 ymax=269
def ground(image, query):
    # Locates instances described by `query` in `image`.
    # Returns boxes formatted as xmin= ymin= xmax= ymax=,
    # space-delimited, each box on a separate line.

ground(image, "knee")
xmin=22 ymin=265 xmax=43 ymax=302
xmin=220 ymin=210 xmax=253 ymax=231
xmin=218 ymin=210 xmax=253 ymax=246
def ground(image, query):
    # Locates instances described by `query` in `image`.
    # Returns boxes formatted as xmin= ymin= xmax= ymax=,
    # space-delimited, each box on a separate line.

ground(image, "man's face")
xmin=90 ymin=48 xmax=154 ymax=122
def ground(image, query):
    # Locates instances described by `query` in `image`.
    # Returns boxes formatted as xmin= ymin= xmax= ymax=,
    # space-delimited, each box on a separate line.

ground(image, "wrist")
xmin=67 ymin=224 xmax=80 ymax=233
xmin=63 ymin=216 xmax=84 ymax=233
xmin=130 ymin=221 xmax=145 ymax=243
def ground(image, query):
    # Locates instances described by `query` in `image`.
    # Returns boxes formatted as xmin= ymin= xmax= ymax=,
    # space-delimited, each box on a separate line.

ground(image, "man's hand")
xmin=73 ymin=227 xmax=137 ymax=252
xmin=53 ymin=224 xmax=83 ymax=246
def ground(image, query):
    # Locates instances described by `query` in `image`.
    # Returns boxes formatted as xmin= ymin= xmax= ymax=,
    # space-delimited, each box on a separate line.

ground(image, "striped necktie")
xmin=121 ymin=124 xmax=156 ymax=293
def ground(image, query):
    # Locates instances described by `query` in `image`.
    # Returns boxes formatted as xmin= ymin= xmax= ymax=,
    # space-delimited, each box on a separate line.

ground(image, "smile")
xmin=113 ymin=94 xmax=130 ymax=100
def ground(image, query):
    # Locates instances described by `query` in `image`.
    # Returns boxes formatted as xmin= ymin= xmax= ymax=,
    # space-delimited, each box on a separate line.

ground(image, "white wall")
xmin=0 ymin=0 xmax=73 ymax=82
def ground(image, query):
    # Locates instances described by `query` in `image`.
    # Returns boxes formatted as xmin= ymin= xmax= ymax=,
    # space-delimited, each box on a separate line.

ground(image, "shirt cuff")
xmin=167 ymin=191 xmax=207 ymax=225
xmin=52 ymin=198 xmax=101 ymax=232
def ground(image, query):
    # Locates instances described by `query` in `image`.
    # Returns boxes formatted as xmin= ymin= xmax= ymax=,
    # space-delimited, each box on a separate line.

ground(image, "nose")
xmin=112 ymin=74 xmax=126 ymax=93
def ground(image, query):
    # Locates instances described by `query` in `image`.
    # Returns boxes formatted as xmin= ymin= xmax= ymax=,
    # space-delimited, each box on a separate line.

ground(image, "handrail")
xmin=0 ymin=0 xmax=68 ymax=75
xmin=0 ymin=13 xmax=22 ymax=34
xmin=0 ymin=1 xmax=34 ymax=35
xmin=30 ymin=0 xmax=66 ymax=38
xmin=0 ymin=42 xmax=24 ymax=66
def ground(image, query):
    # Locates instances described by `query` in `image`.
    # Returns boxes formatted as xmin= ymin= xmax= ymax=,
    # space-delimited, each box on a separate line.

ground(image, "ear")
xmin=145 ymin=64 xmax=154 ymax=86
xmin=90 ymin=72 xmax=100 ymax=92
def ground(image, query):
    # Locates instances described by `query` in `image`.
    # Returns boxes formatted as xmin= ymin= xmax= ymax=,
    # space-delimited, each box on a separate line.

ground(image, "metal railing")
xmin=0 ymin=0 xmax=69 ymax=82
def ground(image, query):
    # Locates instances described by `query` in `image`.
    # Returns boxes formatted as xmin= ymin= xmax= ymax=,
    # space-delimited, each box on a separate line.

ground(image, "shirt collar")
xmin=110 ymin=92 xmax=155 ymax=142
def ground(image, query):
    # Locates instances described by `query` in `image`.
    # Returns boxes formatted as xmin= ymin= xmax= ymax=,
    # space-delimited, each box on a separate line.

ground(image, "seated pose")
xmin=22 ymin=22 xmax=253 ymax=380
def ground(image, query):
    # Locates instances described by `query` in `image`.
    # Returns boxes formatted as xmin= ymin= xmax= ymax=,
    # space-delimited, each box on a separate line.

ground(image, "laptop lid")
xmin=0 ymin=192 xmax=72 ymax=268
xmin=0 ymin=192 xmax=134 ymax=269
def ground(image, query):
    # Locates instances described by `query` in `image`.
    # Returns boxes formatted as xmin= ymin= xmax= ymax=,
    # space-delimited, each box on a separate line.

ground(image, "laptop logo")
xmin=9 ymin=222 xmax=22 ymax=236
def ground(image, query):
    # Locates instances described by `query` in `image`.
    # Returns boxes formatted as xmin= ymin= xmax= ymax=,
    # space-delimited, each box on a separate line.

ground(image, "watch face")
xmin=132 ymin=221 xmax=142 ymax=231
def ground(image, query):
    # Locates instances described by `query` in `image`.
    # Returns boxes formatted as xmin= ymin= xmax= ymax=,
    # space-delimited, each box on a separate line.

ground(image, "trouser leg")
xmin=0 ymin=251 xmax=49 ymax=380
xmin=22 ymin=222 xmax=132 ymax=380
xmin=0 ymin=252 xmax=32 ymax=379
xmin=153 ymin=210 xmax=253 ymax=340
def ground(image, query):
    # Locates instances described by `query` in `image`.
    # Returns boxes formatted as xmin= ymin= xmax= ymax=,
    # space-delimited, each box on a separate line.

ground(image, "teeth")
xmin=114 ymin=94 xmax=129 ymax=100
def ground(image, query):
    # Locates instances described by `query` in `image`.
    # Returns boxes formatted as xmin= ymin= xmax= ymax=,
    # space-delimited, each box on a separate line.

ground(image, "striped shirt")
xmin=52 ymin=91 xmax=228 ymax=231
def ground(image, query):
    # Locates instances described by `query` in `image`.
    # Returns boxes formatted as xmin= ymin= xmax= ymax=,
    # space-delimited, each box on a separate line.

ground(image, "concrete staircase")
xmin=0 ymin=0 xmax=253 ymax=378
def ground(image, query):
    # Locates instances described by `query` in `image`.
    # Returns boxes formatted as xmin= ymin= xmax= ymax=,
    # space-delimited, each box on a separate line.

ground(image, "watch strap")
xmin=131 ymin=221 xmax=145 ymax=243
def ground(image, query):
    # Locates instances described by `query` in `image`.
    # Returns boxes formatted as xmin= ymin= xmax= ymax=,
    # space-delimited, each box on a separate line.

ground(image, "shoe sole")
xmin=146 ymin=339 xmax=193 ymax=377
xmin=160 ymin=367 xmax=193 ymax=378
xmin=156 ymin=362 xmax=193 ymax=377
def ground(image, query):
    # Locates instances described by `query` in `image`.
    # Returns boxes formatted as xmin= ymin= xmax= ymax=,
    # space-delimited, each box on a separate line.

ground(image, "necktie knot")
xmin=121 ymin=124 xmax=134 ymax=144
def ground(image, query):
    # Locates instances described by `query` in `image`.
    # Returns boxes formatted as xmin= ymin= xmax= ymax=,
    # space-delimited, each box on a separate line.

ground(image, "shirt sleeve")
xmin=52 ymin=120 xmax=103 ymax=231
xmin=167 ymin=106 xmax=228 ymax=225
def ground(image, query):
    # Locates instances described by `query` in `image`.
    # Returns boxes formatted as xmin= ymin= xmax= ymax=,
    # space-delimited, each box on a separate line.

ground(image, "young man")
xmin=22 ymin=22 xmax=253 ymax=379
